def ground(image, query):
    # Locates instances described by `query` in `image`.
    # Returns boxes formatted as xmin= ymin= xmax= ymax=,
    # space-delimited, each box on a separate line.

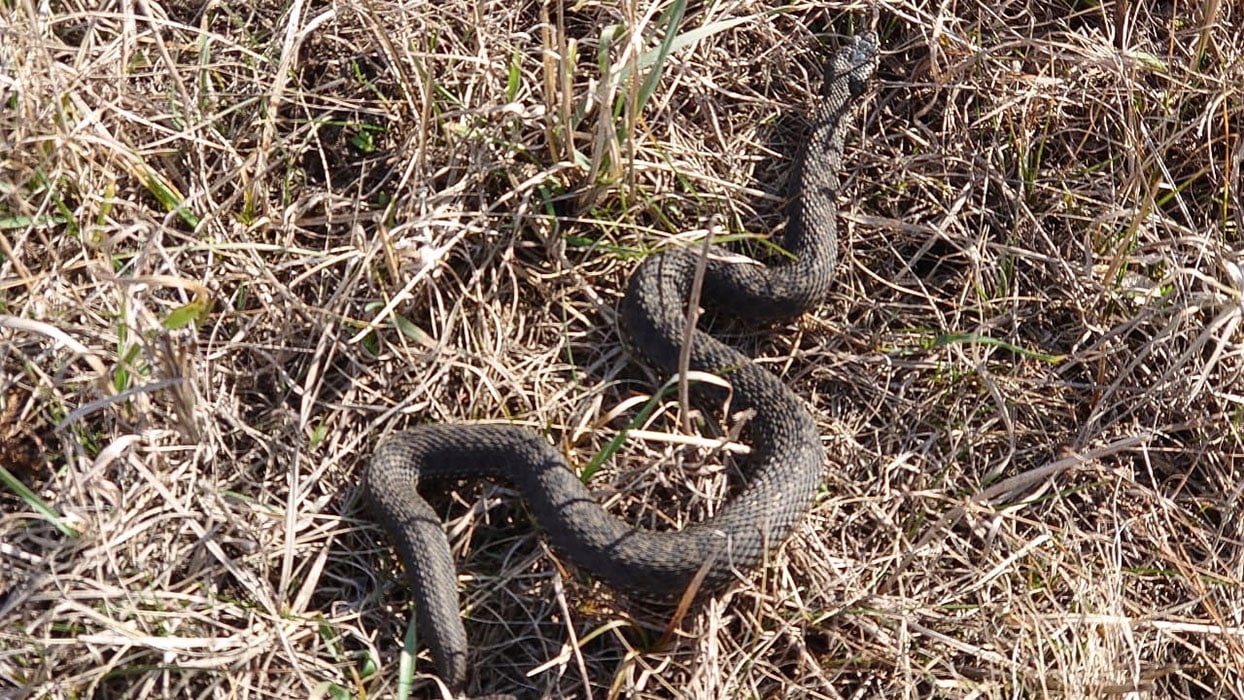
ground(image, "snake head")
xmin=824 ymin=31 xmax=879 ymax=100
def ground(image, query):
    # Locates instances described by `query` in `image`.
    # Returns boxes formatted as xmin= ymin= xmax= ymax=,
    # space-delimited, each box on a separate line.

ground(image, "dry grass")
xmin=2 ymin=0 xmax=1243 ymax=698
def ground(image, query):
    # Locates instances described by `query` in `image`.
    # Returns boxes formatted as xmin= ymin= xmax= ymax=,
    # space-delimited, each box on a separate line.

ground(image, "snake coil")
xmin=364 ymin=31 xmax=877 ymax=698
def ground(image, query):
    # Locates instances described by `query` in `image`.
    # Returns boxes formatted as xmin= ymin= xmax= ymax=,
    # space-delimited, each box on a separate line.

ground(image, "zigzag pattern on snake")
xmin=363 ymin=31 xmax=878 ymax=698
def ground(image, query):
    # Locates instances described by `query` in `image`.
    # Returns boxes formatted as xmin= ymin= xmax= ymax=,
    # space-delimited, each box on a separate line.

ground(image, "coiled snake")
xmin=364 ymin=32 xmax=877 ymax=698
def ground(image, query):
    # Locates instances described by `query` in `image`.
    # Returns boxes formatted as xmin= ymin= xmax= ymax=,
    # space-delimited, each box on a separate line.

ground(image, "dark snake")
xmin=363 ymin=32 xmax=877 ymax=697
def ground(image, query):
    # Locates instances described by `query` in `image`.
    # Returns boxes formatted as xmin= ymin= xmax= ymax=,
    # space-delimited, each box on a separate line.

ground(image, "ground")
xmin=1 ymin=1 xmax=1242 ymax=699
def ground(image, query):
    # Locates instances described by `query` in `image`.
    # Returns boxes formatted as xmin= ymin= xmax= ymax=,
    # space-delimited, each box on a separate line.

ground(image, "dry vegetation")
xmin=2 ymin=0 xmax=1243 ymax=698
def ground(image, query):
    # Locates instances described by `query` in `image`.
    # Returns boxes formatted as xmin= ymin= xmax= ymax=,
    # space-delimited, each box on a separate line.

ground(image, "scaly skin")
xmin=364 ymin=31 xmax=878 ymax=699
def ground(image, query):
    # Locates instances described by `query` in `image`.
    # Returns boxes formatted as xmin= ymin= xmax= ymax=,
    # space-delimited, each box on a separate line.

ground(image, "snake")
xmin=363 ymin=32 xmax=877 ymax=698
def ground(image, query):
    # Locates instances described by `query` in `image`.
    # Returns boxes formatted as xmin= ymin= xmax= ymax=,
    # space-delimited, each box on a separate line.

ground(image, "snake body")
xmin=364 ymin=33 xmax=877 ymax=695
